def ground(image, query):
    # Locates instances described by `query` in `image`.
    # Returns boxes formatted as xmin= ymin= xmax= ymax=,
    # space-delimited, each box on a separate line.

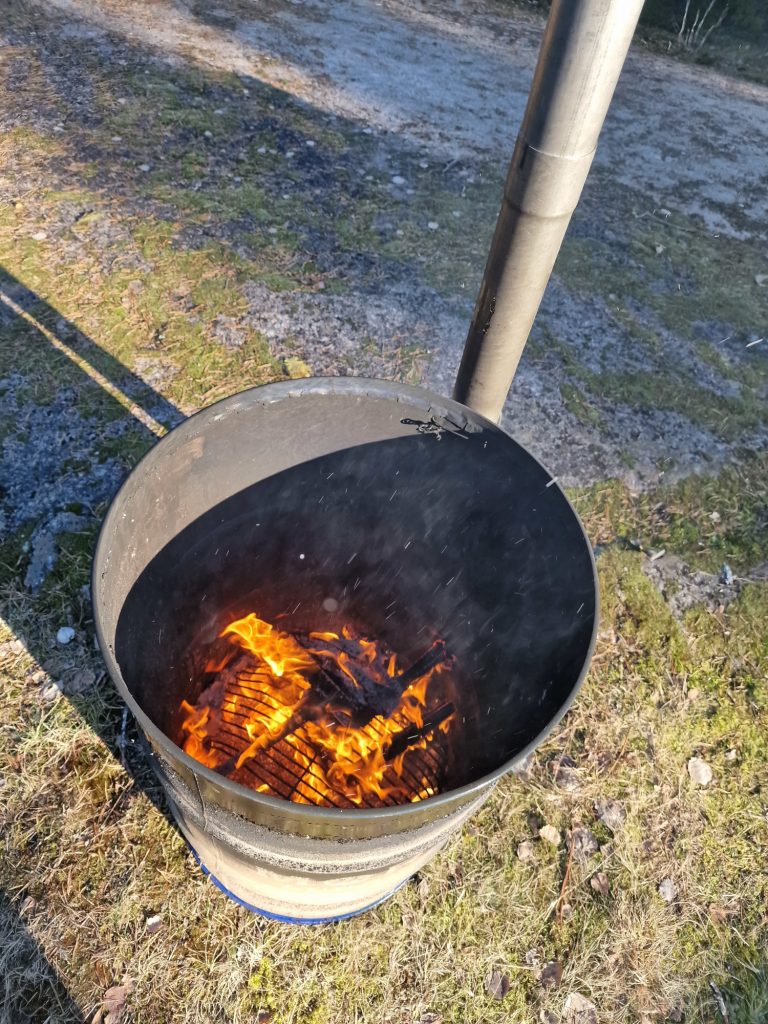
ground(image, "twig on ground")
xmin=709 ymin=981 xmax=730 ymax=1024
xmin=118 ymin=706 xmax=130 ymax=768
xmin=554 ymin=836 xmax=575 ymax=922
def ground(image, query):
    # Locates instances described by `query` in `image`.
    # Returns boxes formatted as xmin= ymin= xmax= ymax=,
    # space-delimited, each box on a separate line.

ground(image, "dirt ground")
xmin=1 ymin=1 xmax=767 ymax=1022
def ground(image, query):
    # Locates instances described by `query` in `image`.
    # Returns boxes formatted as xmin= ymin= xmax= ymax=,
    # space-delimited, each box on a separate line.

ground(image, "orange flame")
xmin=178 ymin=613 xmax=453 ymax=806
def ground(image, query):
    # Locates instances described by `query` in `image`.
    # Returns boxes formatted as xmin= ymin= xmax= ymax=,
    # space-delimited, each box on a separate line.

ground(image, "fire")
xmin=178 ymin=613 xmax=454 ymax=807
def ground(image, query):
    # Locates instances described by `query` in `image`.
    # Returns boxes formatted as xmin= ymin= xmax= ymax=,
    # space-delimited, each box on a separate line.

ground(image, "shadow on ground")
xmin=0 ymin=273 xmax=180 ymax=1022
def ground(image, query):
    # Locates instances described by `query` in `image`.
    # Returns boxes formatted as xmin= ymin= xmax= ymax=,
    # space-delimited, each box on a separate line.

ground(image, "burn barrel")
xmin=93 ymin=378 xmax=597 ymax=922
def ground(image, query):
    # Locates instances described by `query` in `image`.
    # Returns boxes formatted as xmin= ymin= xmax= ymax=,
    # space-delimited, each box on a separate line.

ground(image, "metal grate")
xmin=209 ymin=669 xmax=449 ymax=808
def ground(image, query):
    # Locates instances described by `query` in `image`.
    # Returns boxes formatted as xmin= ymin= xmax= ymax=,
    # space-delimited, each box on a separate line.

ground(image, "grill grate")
xmin=209 ymin=670 xmax=449 ymax=808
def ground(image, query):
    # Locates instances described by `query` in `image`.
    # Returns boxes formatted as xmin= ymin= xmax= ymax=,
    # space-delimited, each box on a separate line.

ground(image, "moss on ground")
xmin=571 ymin=453 xmax=768 ymax=575
xmin=2 ymin=531 xmax=767 ymax=1023
xmin=1 ymin=9 xmax=767 ymax=1023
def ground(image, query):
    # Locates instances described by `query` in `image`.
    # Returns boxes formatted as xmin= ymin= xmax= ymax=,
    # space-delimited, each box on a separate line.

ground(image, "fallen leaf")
xmin=594 ymin=797 xmax=626 ymax=833
xmin=563 ymin=991 xmax=598 ymax=1024
xmin=687 ymin=757 xmax=713 ymax=787
xmin=552 ymin=755 xmax=582 ymax=792
xmin=517 ymin=840 xmax=536 ymax=863
xmin=94 ymin=978 xmax=134 ymax=1024
xmin=417 ymin=877 xmax=430 ymax=903
xmin=65 ymin=668 xmax=95 ymax=695
xmin=539 ymin=825 xmax=561 ymax=846
xmin=485 ymin=970 xmax=510 ymax=1000
xmin=590 ymin=872 xmax=610 ymax=896
xmin=658 ymin=878 xmax=676 ymax=902
xmin=283 ymin=356 xmax=312 ymax=378
xmin=0 ymin=639 xmax=25 ymax=658
xmin=709 ymin=904 xmax=729 ymax=925
xmin=569 ymin=827 xmax=599 ymax=864
xmin=417 ymin=1014 xmax=442 ymax=1024
xmin=539 ymin=961 xmax=563 ymax=989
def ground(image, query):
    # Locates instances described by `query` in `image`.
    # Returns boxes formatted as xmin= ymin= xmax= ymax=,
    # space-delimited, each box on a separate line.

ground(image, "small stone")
xmin=41 ymin=681 xmax=63 ymax=702
xmin=257 ymin=146 xmax=267 ymax=154
xmin=56 ymin=627 xmax=75 ymax=645
xmin=395 ymin=229 xmax=404 ymax=237
xmin=484 ymin=970 xmax=510 ymax=1000
xmin=452 ymin=210 xmax=461 ymax=218
xmin=719 ymin=563 xmax=734 ymax=586
xmin=111 ymin=135 xmax=123 ymax=142
xmin=517 ymin=840 xmax=536 ymax=863
xmin=655 ymin=243 xmax=665 ymax=254
xmin=203 ymin=130 xmax=213 ymax=139
xmin=686 ymin=687 xmax=701 ymax=702
xmin=563 ymin=992 xmax=598 ymax=1024
xmin=285 ymin=150 xmax=295 ymax=158
xmin=540 ymin=1012 xmax=558 ymax=1024
xmin=590 ymin=872 xmax=610 ymax=896
xmin=725 ymin=749 xmax=738 ymax=761
xmin=658 ymin=877 xmax=676 ymax=902
xmin=539 ymin=825 xmax=561 ymax=846
xmin=145 ymin=913 xmax=163 ymax=934
xmin=117 ymin=97 xmax=127 ymax=105
xmin=391 ymin=175 xmax=406 ymax=186
xmin=0 ymin=639 xmax=25 ymax=658
xmin=709 ymin=510 xmax=721 ymax=523
xmin=687 ymin=757 xmax=713 ymax=787
xmin=427 ymin=221 xmax=439 ymax=230
xmin=418 ymin=159 xmax=429 ymax=169
xmin=138 ymin=164 xmax=151 ymax=172
xmin=31 ymin=230 xmax=48 ymax=241
xmin=594 ymin=797 xmax=625 ymax=833
xmin=569 ymin=827 xmax=599 ymax=863
xmin=755 ymin=274 xmax=767 ymax=287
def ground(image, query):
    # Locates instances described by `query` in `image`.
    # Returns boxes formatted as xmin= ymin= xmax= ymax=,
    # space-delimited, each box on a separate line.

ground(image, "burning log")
xmin=178 ymin=613 xmax=455 ymax=806
xmin=384 ymin=702 xmax=455 ymax=762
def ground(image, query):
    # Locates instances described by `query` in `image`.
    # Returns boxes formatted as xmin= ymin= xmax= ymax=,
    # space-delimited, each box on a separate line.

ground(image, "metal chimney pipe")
xmin=454 ymin=0 xmax=645 ymax=422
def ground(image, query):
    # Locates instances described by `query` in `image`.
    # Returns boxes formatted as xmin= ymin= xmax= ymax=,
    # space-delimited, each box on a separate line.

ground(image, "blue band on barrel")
xmin=188 ymin=845 xmax=403 ymax=924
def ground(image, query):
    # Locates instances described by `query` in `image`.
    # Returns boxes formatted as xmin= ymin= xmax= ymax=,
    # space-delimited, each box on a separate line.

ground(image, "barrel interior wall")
xmin=115 ymin=428 xmax=596 ymax=791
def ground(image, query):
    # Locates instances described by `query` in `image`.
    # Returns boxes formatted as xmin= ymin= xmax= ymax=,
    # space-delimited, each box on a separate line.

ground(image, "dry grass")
xmin=1 ymin=4 xmax=767 ymax=1022
xmin=2 ymin=541 xmax=767 ymax=1023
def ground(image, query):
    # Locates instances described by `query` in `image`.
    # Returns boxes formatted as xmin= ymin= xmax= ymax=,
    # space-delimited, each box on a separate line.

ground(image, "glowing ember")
xmin=178 ymin=613 xmax=455 ymax=807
